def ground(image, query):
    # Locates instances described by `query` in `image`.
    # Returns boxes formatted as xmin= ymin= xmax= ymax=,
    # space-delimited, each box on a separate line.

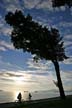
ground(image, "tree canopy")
xmin=5 ymin=10 xmax=68 ymax=62
xmin=52 ymin=0 xmax=72 ymax=8
xmin=5 ymin=10 xmax=69 ymax=99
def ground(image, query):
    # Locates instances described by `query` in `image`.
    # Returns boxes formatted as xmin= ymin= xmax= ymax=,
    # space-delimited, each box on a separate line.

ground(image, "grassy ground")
xmin=0 ymin=95 xmax=72 ymax=108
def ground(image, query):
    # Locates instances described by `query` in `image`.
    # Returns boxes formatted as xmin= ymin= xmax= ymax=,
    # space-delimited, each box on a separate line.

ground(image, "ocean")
xmin=0 ymin=90 xmax=72 ymax=103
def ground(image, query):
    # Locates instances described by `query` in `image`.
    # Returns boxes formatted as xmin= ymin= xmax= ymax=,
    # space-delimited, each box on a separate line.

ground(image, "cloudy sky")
xmin=0 ymin=0 xmax=72 ymax=93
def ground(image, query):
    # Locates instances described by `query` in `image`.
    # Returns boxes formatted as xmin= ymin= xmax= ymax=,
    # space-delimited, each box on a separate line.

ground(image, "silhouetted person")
xmin=17 ymin=92 xmax=22 ymax=102
xmin=28 ymin=93 xmax=32 ymax=101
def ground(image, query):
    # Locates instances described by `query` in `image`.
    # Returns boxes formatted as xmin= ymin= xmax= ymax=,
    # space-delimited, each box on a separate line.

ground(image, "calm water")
xmin=0 ymin=90 xmax=72 ymax=103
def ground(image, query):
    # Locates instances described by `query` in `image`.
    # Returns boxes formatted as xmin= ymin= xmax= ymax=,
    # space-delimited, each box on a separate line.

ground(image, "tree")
xmin=5 ymin=10 xmax=68 ymax=99
xmin=52 ymin=0 xmax=72 ymax=8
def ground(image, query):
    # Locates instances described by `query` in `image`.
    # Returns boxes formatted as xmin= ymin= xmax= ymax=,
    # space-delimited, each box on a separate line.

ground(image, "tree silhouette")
xmin=5 ymin=10 xmax=68 ymax=99
xmin=52 ymin=0 xmax=72 ymax=8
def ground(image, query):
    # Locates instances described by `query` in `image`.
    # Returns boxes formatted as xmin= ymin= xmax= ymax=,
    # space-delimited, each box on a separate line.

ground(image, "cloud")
xmin=36 ymin=0 xmax=53 ymax=11
xmin=0 ymin=71 xmax=24 ymax=83
xmin=63 ymin=56 xmax=72 ymax=65
xmin=27 ymin=58 xmax=52 ymax=71
xmin=0 ymin=67 xmax=54 ymax=82
xmin=23 ymin=0 xmax=53 ymax=11
xmin=0 ymin=70 xmax=39 ymax=85
xmin=0 ymin=15 xmax=12 ymax=41
xmin=0 ymin=56 xmax=2 ymax=60
xmin=34 ymin=15 xmax=54 ymax=27
xmin=0 ymin=68 xmax=72 ymax=91
xmin=0 ymin=40 xmax=14 ymax=51
xmin=63 ymin=34 xmax=72 ymax=56
xmin=48 ymin=70 xmax=72 ymax=91
xmin=6 ymin=4 xmax=21 ymax=12
xmin=59 ymin=21 xmax=72 ymax=28
xmin=64 ymin=37 xmax=72 ymax=56
xmin=64 ymin=41 xmax=72 ymax=48
xmin=24 ymin=0 xmax=40 ymax=9
xmin=0 ymin=27 xmax=13 ymax=36
xmin=0 ymin=0 xmax=23 ymax=40
xmin=0 ymin=0 xmax=23 ymax=12
xmin=0 ymin=0 xmax=72 ymax=92
xmin=27 ymin=71 xmax=49 ymax=76
xmin=0 ymin=15 xmax=5 ymax=26
xmin=5 ymin=72 xmax=23 ymax=77
xmin=0 ymin=70 xmax=56 ymax=91
xmin=0 ymin=71 xmax=24 ymax=78
xmin=64 ymin=34 xmax=72 ymax=41
xmin=0 ymin=58 xmax=23 ymax=71
xmin=0 ymin=77 xmax=14 ymax=82
xmin=0 ymin=46 xmax=6 ymax=51
xmin=0 ymin=14 xmax=13 ymax=36
xmin=0 ymin=0 xmax=67 ymax=13
xmin=59 ymin=6 xmax=66 ymax=11
xmin=61 ymin=71 xmax=72 ymax=90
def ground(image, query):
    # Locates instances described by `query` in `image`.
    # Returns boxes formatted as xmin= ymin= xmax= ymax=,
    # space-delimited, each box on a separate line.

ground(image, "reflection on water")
xmin=0 ymin=91 xmax=29 ymax=103
xmin=14 ymin=91 xmax=22 ymax=101
xmin=14 ymin=91 xmax=28 ymax=101
xmin=0 ymin=91 xmax=14 ymax=103
xmin=0 ymin=90 xmax=72 ymax=103
xmin=0 ymin=90 xmax=59 ymax=103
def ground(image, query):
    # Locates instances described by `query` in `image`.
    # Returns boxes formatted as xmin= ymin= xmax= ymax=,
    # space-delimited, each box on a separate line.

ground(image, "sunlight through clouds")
xmin=0 ymin=0 xmax=72 ymax=93
xmin=0 ymin=69 xmax=72 ymax=92
xmin=0 ymin=70 xmax=57 ymax=91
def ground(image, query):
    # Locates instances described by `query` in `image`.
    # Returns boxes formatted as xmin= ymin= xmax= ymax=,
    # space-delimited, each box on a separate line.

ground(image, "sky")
xmin=0 ymin=0 xmax=72 ymax=93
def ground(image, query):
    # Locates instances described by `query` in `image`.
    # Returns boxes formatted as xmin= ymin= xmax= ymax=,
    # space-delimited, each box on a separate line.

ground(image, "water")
xmin=0 ymin=90 xmax=72 ymax=103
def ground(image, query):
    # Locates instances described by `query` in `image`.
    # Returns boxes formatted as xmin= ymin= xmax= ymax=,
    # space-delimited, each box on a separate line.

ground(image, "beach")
xmin=0 ymin=95 xmax=72 ymax=108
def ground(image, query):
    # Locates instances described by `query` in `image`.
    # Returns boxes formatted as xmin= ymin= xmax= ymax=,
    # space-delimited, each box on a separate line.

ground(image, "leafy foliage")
xmin=5 ymin=10 xmax=67 ymax=62
xmin=52 ymin=0 xmax=72 ymax=8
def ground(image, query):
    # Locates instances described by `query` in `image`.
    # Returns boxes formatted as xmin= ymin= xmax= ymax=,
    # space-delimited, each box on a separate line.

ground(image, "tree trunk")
xmin=52 ymin=60 xmax=66 ymax=99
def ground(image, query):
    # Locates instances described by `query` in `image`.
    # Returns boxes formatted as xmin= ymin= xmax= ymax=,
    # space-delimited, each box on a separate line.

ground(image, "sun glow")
xmin=13 ymin=77 xmax=24 ymax=84
xmin=14 ymin=90 xmax=23 ymax=100
xmin=12 ymin=73 xmax=32 ymax=84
